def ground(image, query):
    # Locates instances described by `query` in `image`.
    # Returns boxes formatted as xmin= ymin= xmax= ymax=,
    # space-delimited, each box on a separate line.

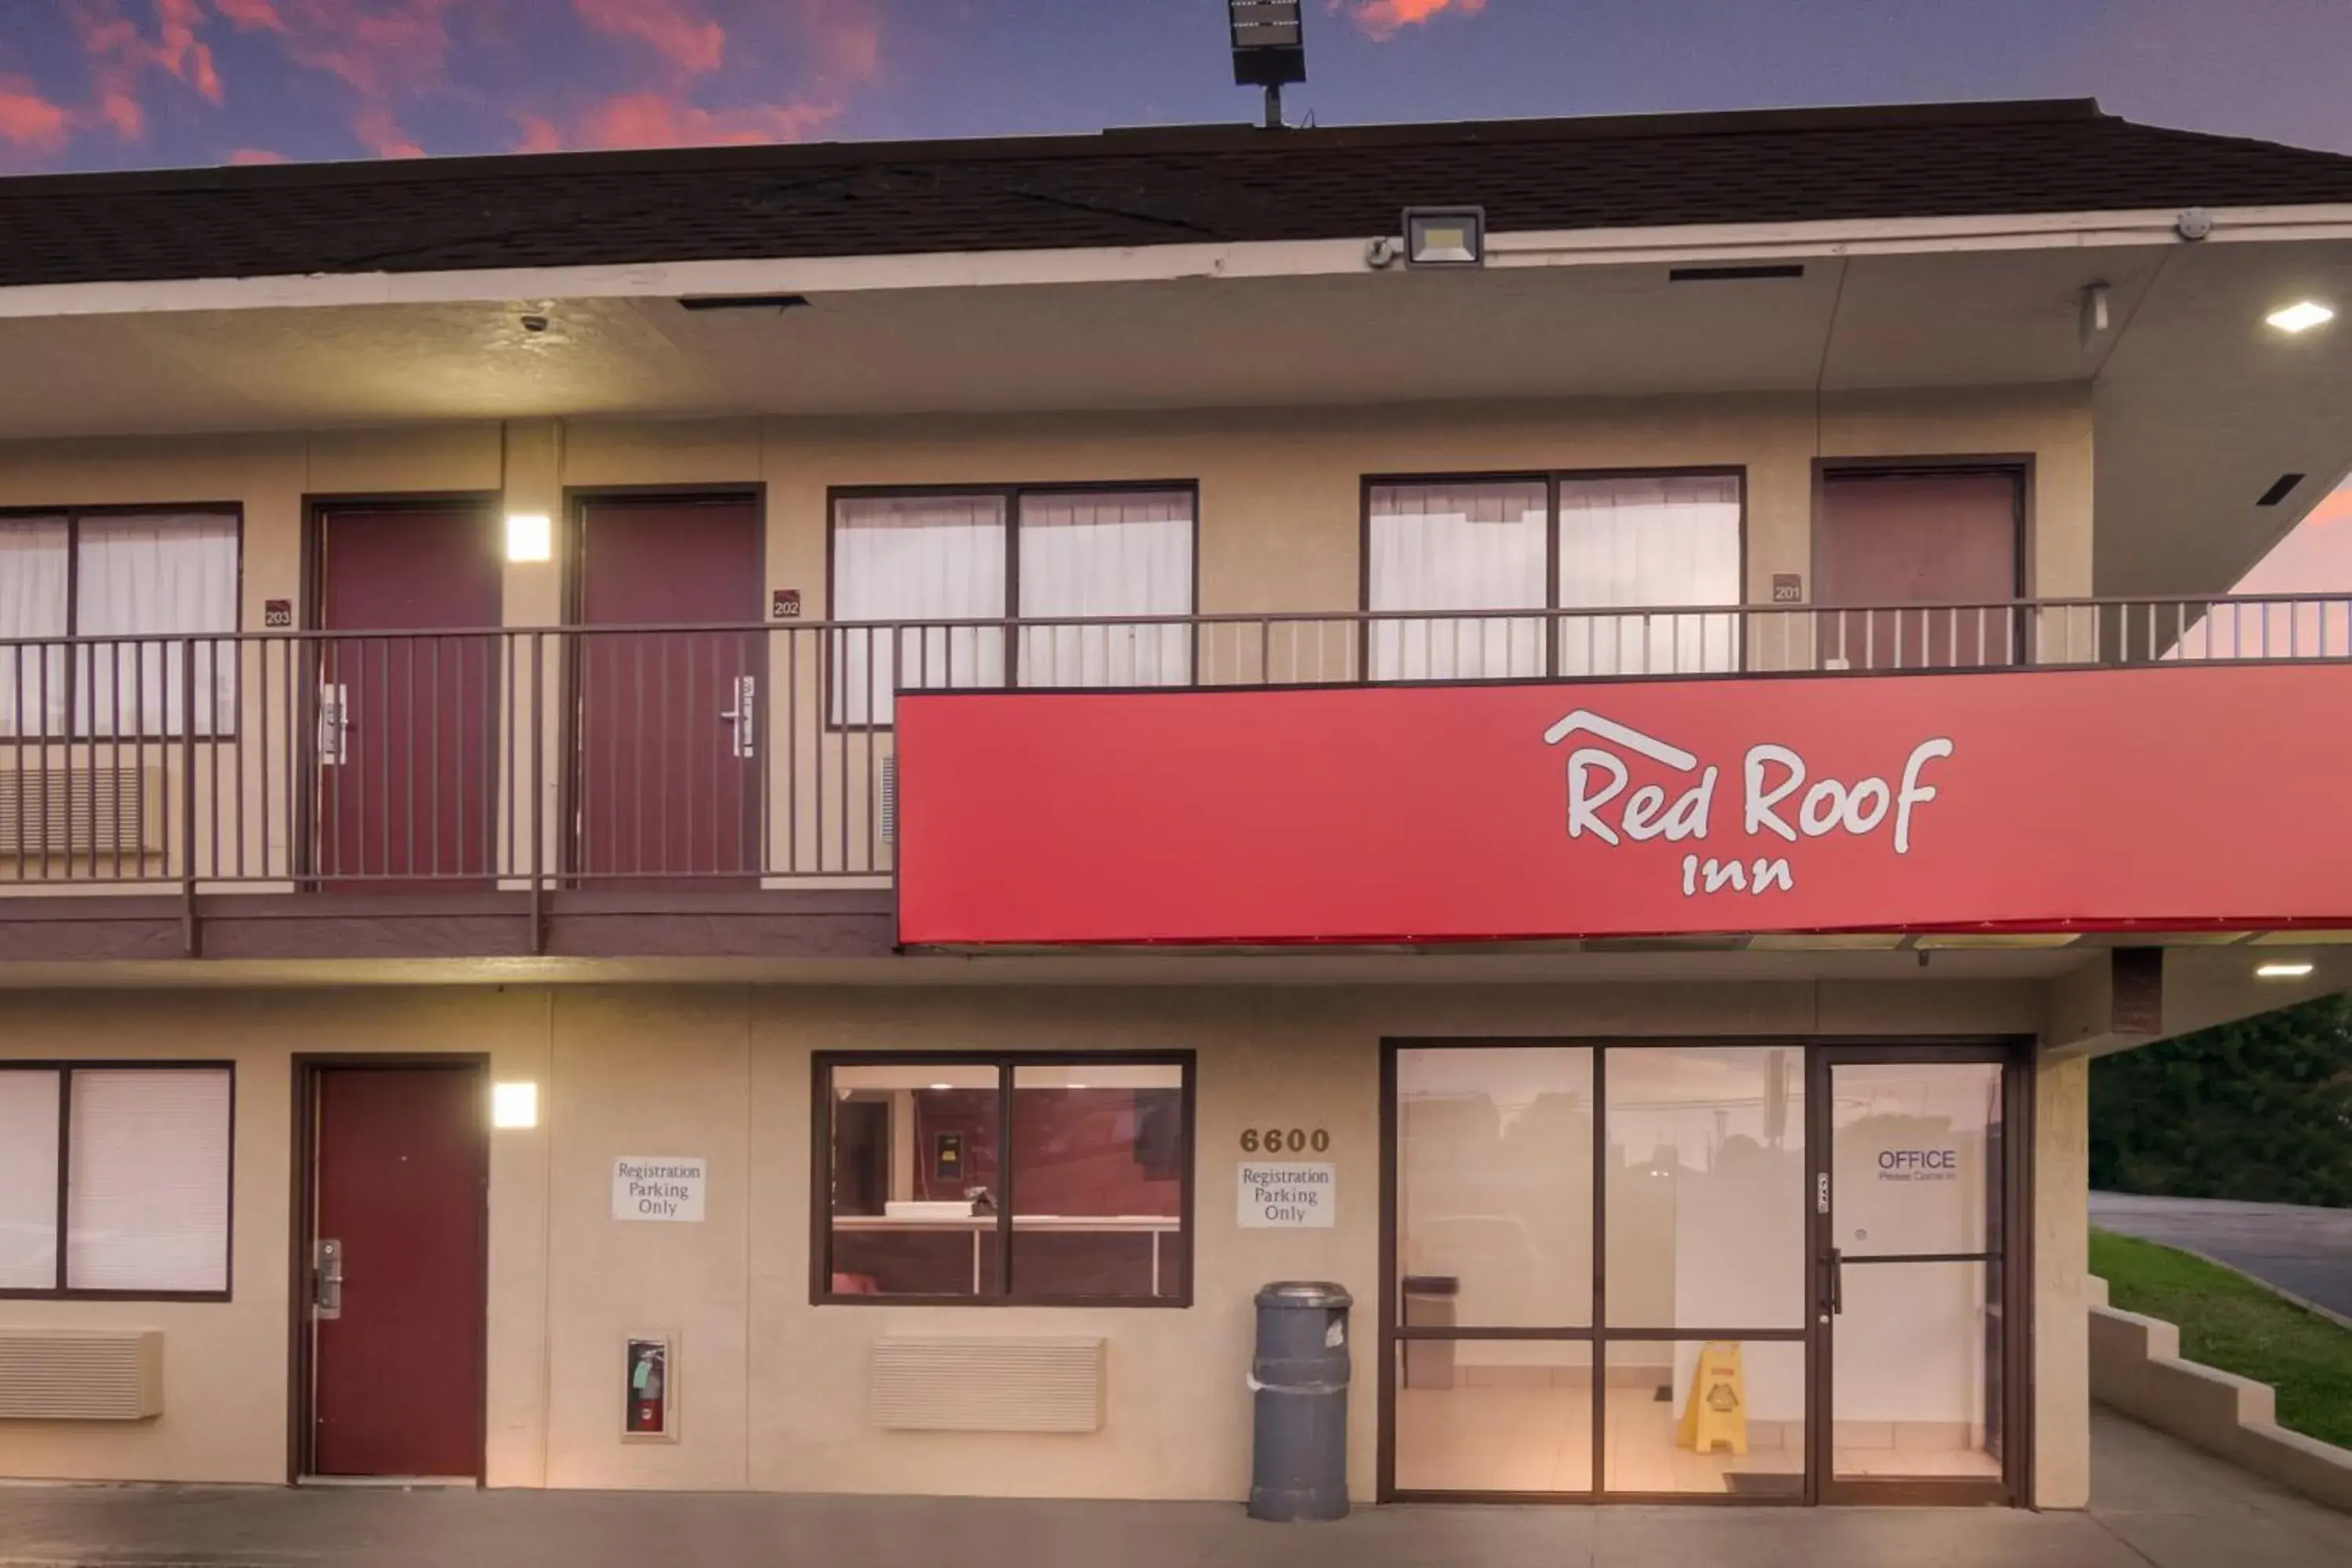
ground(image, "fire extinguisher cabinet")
xmin=1247 ymin=1281 xmax=1352 ymax=1522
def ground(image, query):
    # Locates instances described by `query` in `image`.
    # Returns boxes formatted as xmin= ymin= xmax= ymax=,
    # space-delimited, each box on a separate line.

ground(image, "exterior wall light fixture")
xmin=506 ymin=512 xmax=554 ymax=563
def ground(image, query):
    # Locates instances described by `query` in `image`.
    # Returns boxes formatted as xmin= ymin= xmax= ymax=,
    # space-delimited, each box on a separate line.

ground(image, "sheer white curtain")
xmin=64 ymin=1067 xmax=232 ymax=1294
xmin=0 ymin=1069 xmax=60 ymax=1289
xmin=1017 ymin=490 xmax=1194 ymax=687
xmin=74 ymin=513 xmax=240 ymax=736
xmin=1558 ymin=475 xmax=1742 ymax=676
xmin=0 ymin=517 xmax=69 ymax=738
xmin=1367 ymin=481 xmax=1547 ymax=681
xmin=832 ymin=495 xmax=1007 ymax=724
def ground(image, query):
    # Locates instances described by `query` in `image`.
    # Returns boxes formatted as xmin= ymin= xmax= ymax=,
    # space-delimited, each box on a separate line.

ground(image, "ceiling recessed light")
xmin=2265 ymin=300 xmax=2335 ymax=333
xmin=927 ymin=1083 xmax=953 ymax=1091
xmin=2256 ymin=961 xmax=2314 ymax=979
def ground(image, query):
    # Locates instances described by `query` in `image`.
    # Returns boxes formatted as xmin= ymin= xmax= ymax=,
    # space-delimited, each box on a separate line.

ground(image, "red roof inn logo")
xmin=1543 ymin=709 xmax=1954 ymax=900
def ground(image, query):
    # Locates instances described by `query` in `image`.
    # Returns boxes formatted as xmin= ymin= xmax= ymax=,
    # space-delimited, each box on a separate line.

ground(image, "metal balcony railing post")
xmin=180 ymin=637 xmax=199 ymax=956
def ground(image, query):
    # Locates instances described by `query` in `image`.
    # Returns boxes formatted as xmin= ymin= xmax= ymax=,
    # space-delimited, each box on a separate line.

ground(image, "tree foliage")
xmin=2089 ymin=993 xmax=2352 ymax=1207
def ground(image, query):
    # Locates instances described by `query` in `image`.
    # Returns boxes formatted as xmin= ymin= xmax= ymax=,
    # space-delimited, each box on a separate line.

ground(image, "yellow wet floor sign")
xmin=1675 ymin=1341 xmax=1748 ymax=1456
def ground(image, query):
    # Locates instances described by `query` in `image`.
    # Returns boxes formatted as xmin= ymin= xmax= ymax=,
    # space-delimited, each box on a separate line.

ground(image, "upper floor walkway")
xmin=0 ymin=590 xmax=2342 ymax=964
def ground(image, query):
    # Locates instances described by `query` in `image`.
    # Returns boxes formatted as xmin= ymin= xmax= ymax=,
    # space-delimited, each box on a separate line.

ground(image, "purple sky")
xmin=5 ymin=2 xmax=2350 ymax=171
xmin=3 ymin=2 xmax=2349 ymax=586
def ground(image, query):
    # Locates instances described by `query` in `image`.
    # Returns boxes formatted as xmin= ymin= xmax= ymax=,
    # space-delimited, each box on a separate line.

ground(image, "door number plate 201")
xmin=1816 ymin=1172 xmax=1830 ymax=1214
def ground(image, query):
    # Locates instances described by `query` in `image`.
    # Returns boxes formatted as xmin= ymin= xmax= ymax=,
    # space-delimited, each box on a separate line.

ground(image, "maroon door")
xmin=308 ymin=1063 xmax=487 ymax=1479
xmin=1817 ymin=470 xmax=2022 ymax=670
xmin=313 ymin=504 xmax=504 ymax=888
xmin=571 ymin=496 xmax=764 ymax=887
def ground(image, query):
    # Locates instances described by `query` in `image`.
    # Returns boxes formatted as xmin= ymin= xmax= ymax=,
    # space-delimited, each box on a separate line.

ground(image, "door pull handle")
xmin=1826 ymin=1247 xmax=1844 ymax=1316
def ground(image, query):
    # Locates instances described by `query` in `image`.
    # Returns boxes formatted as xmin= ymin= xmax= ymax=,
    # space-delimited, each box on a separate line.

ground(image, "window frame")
xmin=809 ymin=1049 xmax=1196 ymax=1308
xmin=0 ymin=1059 xmax=237 ymax=1303
xmin=1357 ymin=467 xmax=1748 ymax=681
xmin=0 ymin=503 xmax=246 ymax=741
xmin=822 ymin=481 xmax=1202 ymax=730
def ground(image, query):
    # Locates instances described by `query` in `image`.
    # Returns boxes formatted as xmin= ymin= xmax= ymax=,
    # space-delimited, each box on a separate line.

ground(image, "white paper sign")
xmin=613 ymin=1157 xmax=706 ymax=1222
xmin=1238 ymin=1162 xmax=1334 ymax=1228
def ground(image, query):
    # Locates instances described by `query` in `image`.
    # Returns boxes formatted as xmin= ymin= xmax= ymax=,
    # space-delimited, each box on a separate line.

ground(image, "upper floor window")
xmin=829 ymin=486 xmax=1196 ymax=723
xmin=0 ymin=509 xmax=241 ymax=738
xmin=1816 ymin=467 xmax=2023 ymax=670
xmin=1367 ymin=472 xmax=1743 ymax=681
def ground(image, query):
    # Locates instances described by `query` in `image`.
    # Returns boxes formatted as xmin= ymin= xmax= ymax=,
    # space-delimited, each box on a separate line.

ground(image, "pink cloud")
xmin=1337 ymin=0 xmax=1488 ymax=42
xmin=573 ymin=89 xmax=840 ymax=150
xmin=571 ymin=0 xmax=726 ymax=77
xmin=270 ymin=0 xmax=461 ymax=161
xmin=226 ymin=144 xmax=287 ymax=163
xmin=212 ymin=0 xmax=289 ymax=28
xmin=0 ymin=85 xmax=72 ymax=152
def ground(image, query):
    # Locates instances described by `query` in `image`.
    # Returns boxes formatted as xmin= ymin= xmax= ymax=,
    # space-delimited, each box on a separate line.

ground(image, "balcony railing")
xmin=0 ymin=593 xmax=2344 ymax=894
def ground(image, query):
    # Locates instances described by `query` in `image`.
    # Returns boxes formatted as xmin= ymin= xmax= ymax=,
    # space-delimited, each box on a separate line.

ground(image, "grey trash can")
xmin=1248 ymin=1280 xmax=1352 ymax=1522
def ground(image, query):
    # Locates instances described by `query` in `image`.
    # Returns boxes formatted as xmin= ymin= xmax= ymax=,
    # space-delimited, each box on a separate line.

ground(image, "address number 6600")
xmin=1240 ymin=1127 xmax=1330 ymax=1154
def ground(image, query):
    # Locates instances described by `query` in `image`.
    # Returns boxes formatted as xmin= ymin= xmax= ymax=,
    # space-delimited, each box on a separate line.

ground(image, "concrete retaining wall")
xmin=2088 ymin=1276 xmax=2352 ymax=1512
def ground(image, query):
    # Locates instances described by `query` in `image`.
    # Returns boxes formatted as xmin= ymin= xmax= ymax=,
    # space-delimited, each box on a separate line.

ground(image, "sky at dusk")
xmin=2 ymin=1 xmax=2350 ymax=587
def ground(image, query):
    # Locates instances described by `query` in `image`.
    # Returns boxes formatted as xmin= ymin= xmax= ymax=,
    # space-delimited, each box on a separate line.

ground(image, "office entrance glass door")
xmin=1384 ymin=1040 xmax=2024 ymax=1505
xmin=1813 ymin=1049 xmax=2019 ymax=1504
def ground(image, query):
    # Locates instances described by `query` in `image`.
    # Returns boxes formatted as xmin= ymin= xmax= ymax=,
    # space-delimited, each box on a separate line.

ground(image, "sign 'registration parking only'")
xmin=612 ymin=1157 xmax=706 ymax=1222
xmin=1238 ymin=1162 xmax=1334 ymax=1228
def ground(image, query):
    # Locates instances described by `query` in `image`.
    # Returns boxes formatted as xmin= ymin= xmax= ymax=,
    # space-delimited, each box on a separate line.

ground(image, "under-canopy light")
xmin=1404 ymin=207 xmax=1486 ymax=268
xmin=2256 ymin=960 xmax=2315 ymax=979
xmin=2265 ymin=300 xmax=2335 ymax=333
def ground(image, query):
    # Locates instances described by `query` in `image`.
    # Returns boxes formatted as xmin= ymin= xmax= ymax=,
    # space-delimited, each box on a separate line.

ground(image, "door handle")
xmin=1825 ymin=1247 xmax=1844 ymax=1316
xmin=317 ymin=684 xmax=351 ymax=765
xmin=722 ymin=674 xmax=757 ymax=759
xmin=314 ymin=1238 xmax=344 ymax=1320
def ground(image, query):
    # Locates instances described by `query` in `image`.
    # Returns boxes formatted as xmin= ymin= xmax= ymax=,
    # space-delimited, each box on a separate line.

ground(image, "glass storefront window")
xmin=1603 ymin=1339 xmax=1807 ymax=1497
xmin=1393 ymin=1339 xmax=1595 ymax=1494
xmin=1398 ymin=1045 xmax=1594 ymax=1327
xmin=1604 ymin=1046 xmax=1806 ymax=1328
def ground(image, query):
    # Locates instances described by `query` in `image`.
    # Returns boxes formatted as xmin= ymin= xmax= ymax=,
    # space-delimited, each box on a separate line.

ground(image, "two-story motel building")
xmin=3 ymin=97 xmax=2352 ymax=1508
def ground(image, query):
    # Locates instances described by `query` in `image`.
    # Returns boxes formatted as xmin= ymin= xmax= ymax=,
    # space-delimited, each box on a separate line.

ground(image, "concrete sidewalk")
xmin=0 ymin=1413 xmax=2344 ymax=1568
xmin=2093 ymin=1191 xmax=2352 ymax=1320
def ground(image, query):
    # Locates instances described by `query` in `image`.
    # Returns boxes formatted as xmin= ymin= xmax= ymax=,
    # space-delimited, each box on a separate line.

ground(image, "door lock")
xmin=314 ymin=1238 xmax=344 ymax=1320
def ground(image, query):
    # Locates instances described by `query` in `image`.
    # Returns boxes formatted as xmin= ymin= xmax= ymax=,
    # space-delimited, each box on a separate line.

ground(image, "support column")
xmin=2033 ymin=1048 xmax=2091 ymax=1508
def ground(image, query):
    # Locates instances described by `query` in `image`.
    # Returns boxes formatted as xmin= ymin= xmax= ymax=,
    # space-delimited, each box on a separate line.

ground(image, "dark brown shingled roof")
xmin=7 ymin=98 xmax=2352 ymax=290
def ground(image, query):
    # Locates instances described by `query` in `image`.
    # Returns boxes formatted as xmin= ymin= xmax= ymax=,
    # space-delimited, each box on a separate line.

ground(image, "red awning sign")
xmin=895 ymin=665 xmax=2352 ymax=946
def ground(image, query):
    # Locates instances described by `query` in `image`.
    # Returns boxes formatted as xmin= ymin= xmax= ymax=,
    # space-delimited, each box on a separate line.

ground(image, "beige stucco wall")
xmin=0 ymin=975 xmax=2082 ymax=1504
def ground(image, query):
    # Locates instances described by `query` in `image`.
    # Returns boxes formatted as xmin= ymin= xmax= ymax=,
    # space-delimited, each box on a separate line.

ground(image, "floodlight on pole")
xmin=1229 ymin=1 xmax=1305 ymax=129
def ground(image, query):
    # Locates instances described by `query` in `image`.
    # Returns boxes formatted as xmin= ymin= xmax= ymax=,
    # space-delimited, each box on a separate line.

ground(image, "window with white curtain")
xmin=831 ymin=494 xmax=1008 ymax=725
xmin=829 ymin=487 xmax=1196 ymax=723
xmin=1017 ymin=490 xmax=1193 ymax=688
xmin=0 ymin=1064 xmax=233 ymax=1298
xmin=1557 ymin=474 xmax=1743 ymax=676
xmin=1367 ymin=481 xmax=1548 ymax=681
xmin=1368 ymin=473 xmax=1744 ymax=681
xmin=0 ymin=509 xmax=241 ymax=739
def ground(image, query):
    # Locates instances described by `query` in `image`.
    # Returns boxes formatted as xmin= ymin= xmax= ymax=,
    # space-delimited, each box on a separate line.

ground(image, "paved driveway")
xmin=2092 ymin=1190 xmax=2352 ymax=1320
xmin=0 ymin=1412 xmax=2342 ymax=1568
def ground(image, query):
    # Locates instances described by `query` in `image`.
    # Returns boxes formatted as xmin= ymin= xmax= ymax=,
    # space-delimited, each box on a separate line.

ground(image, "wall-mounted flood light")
xmin=506 ymin=512 xmax=553 ymax=564
xmin=1229 ymin=1 xmax=1305 ymax=129
xmin=2256 ymin=961 xmax=2315 ymax=979
xmin=492 ymin=1081 xmax=541 ymax=1129
xmin=1404 ymin=207 xmax=1486 ymax=268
